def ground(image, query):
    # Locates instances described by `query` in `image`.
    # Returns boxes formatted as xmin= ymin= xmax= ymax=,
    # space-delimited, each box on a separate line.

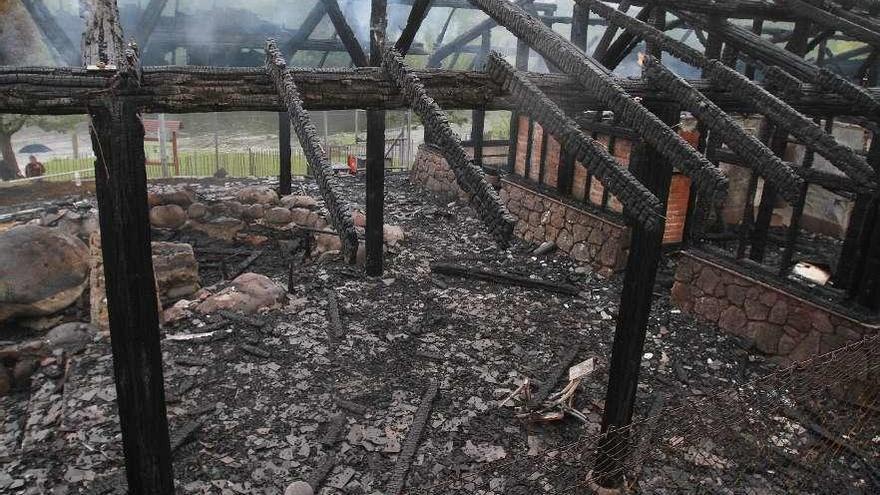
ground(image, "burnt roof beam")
xmin=265 ymin=39 xmax=359 ymax=261
xmin=470 ymin=0 xmax=728 ymax=199
xmin=674 ymin=10 xmax=880 ymax=115
xmin=284 ymin=2 xmax=327 ymax=58
xmin=781 ymin=0 xmax=880 ymax=48
xmin=485 ymin=51 xmax=664 ymax=231
xmin=382 ymin=47 xmax=515 ymax=245
xmin=396 ymin=0 xmax=433 ymax=55
xmin=642 ymin=56 xmax=804 ymax=203
xmin=321 ymin=0 xmax=370 ymax=67
xmin=582 ymin=0 xmax=877 ymax=186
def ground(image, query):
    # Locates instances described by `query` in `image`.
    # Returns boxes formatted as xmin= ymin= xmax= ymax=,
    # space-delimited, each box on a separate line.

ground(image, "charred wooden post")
xmin=581 ymin=0 xmax=877 ymax=187
xmin=471 ymin=31 xmax=491 ymax=168
xmin=322 ymin=0 xmax=370 ymax=67
xmin=366 ymin=0 xmax=388 ymax=276
xmin=82 ymin=1 xmax=174 ymax=492
xmin=506 ymin=39 xmax=531 ymax=174
xmin=382 ymin=48 xmax=515 ymax=245
xmin=571 ymin=2 xmax=590 ymax=52
xmin=641 ymin=56 xmax=803 ymax=202
xmin=471 ymin=0 xmax=728 ymax=200
xmin=485 ymin=52 xmax=664 ymax=231
xmin=265 ymin=40 xmax=359 ymax=262
xmin=594 ymin=103 xmax=679 ymax=489
xmin=279 ymin=112 xmax=292 ymax=196
xmin=396 ymin=0 xmax=433 ymax=55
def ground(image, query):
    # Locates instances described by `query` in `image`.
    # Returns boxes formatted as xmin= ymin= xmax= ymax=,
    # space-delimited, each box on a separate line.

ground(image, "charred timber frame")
xmin=485 ymin=51 xmax=664 ymax=232
xmin=782 ymin=0 xmax=880 ymax=48
xmin=382 ymin=48 xmax=515 ymax=245
xmin=4 ymin=65 xmax=880 ymax=116
xmin=674 ymin=10 xmax=880 ymax=115
xmin=322 ymin=0 xmax=370 ymax=67
xmin=641 ymin=55 xmax=804 ymax=203
xmin=366 ymin=0 xmax=387 ymax=276
xmin=81 ymin=0 xmax=175 ymax=492
xmin=469 ymin=0 xmax=729 ymax=201
xmin=581 ymin=0 xmax=878 ymax=187
xmin=265 ymin=40 xmax=359 ymax=262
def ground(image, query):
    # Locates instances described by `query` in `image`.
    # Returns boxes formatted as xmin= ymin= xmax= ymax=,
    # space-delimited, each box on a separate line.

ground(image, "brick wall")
xmin=672 ymin=250 xmax=878 ymax=364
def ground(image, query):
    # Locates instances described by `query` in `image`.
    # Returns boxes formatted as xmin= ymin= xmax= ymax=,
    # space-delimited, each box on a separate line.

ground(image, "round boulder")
xmin=187 ymin=202 xmax=209 ymax=221
xmin=236 ymin=186 xmax=278 ymax=205
xmin=264 ymin=207 xmax=293 ymax=225
xmin=281 ymin=195 xmax=318 ymax=209
xmin=241 ymin=204 xmax=265 ymax=221
xmin=196 ymin=273 xmax=286 ymax=314
xmin=284 ymin=481 xmax=314 ymax=495
xmin=150 ymin=205 xmax=187 ymax=229
xmin=45 ymin=322 xmax=96 ymax=351
xmin=0 ymin=225 xmax=90 ymax=323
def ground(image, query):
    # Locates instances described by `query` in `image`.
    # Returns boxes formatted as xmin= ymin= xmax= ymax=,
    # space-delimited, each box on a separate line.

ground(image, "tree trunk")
xmin=0 ymin=131 xmax=20 ymax=180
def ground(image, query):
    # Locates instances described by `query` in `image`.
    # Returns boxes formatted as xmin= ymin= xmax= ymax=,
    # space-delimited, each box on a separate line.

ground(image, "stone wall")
xmin=409 ymin=144 xmax=471 ymax=203
xmin=410 ymin=144 xmax=632 ymax=275
xmin=672 ymin=250 xmax=878 ymax=364
xmin=500 ymin=180 xmax=630 ymax=276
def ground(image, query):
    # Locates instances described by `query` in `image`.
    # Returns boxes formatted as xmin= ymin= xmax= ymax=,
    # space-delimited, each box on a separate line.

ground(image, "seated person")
xmin=25 ymin=155 xmax=45 ymax=178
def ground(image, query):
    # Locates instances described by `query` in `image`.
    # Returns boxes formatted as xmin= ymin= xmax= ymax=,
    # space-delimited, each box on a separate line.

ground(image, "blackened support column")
xmin=279 ymin=112 xmax=292 ymax=196
xmin=594 ymin=103 xmax=678 ymax=489
xmin=366 ymin=0 xmax=387 ymax=276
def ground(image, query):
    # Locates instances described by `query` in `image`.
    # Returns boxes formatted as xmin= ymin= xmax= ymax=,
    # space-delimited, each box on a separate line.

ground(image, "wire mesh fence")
xmin=405 ymin=335 xmax=880 ymax=494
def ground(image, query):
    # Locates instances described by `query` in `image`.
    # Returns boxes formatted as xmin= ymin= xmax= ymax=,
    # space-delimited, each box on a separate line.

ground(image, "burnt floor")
xmin=1 ymin=175 xmax=875 ymax=494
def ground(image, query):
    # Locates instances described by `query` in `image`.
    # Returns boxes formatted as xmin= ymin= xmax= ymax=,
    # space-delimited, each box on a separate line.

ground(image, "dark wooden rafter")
xmin=675 ymin=10 xmax=880 ymax=115
xmin=601 ymin=5 xmax=654 ymax=69
xmin=134 ymin=0 xmax=170 ymax=47
xmin=285 ymin=2 xmax=328 ymax=57
xmin=396 ymin=0 xmax=433 ymax=55
xmin=322 ymin=0 xmax=370 ymax=67
xmin=6 ymin=65 xmax=880 ymax=115
xmin=485 ymin=51 xmax=664 ymax=231
xmin=619 ymin=0 xmax=798 ymax=19
xmin=81 ymin=0 xmax=175 ymax=492
xmin=570 ymin=2 xmax=590 ymax=52
xmin=782 ymin=0 xmax=880 ymax=47
xmin=593 ymin=0 xmax=632 ymax=62
xmin=582 ymin=0 xmax=878 ymax=187
xmin=20 ymin=0 xmax=79 ymax=66
xmin=641 ymin=56 xmax=804 ymax=203
xmin=382 ymin=47 xmax=515 ymax=245
xmin=428 ymin=0 xmax=535 ymax=68
xmin=470 ymin=0 xmax=729 ymax=200
xmin=265 ymin=39 xmax=359 ymax=262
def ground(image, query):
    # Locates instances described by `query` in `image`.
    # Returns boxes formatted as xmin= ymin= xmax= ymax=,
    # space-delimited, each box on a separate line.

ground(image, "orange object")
xmin=347 ymin=154 xmax=357 ymax=174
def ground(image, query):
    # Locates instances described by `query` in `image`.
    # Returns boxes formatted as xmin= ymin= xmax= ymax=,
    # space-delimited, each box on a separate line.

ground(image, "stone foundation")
xmin=409 ymin=144 xmax=472 ymax=203
xmin=672 ymin=250 xmax=878 ymax=364
xmin=500 ymin=180 xmax=630 ymax=276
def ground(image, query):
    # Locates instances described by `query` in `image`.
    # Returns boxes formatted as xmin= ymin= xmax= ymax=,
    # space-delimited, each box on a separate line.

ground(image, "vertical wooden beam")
xmin=506 ymin=39 xmax=530 ymax=174
xmin=571 ymin=2 xmax=590 ymax=52
xmin=472 ymin=31 xmax=490 ymax=168
xmin=279 ymin=111 xmax=292 ymax=196
xmin=82 ymin=2 xmax=173 ymax=493
xmin=594 ymin=103 xmax=677 ymax=489
xmin=366 ymin=0 xmax=387 ymax=276
xmin=841 ymin=137 xmax=880 ymax=296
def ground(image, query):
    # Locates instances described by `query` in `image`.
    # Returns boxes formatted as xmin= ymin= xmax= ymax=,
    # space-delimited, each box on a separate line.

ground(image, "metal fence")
xmin=27 ymin=138 xmax=414 ymax=184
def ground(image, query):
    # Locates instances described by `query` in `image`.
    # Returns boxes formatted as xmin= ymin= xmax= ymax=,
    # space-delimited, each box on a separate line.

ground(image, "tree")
xmin=0 ymin=114 xmax=85 ymax=180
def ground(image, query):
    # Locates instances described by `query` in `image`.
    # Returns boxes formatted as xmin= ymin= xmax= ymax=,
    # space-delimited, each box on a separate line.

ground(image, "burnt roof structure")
xmin=3 ymin=0 xmax=880 ymax=492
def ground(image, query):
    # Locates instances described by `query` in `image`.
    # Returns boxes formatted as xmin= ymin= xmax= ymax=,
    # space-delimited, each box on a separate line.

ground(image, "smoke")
xmin=0 ymin=0 xmax=57 ymax=66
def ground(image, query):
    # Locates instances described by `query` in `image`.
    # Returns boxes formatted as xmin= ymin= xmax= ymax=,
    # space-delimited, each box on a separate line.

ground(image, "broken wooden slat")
xmin=386 ymin=382 xmax=439 ymax=495
xmin=430 ymin=262 xmax=580 ymax=296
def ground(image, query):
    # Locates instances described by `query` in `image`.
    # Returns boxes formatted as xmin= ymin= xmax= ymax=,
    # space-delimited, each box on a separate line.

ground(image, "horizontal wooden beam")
xmin=2 ymin=65 xmax=879 ymax=116
xmin=612 ymin=0 xmax=797 ymax=19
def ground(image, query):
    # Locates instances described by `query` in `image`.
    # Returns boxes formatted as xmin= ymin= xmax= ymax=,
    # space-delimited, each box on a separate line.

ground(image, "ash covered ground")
xmin=1 ymin=174 xmax=876 ymax=494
